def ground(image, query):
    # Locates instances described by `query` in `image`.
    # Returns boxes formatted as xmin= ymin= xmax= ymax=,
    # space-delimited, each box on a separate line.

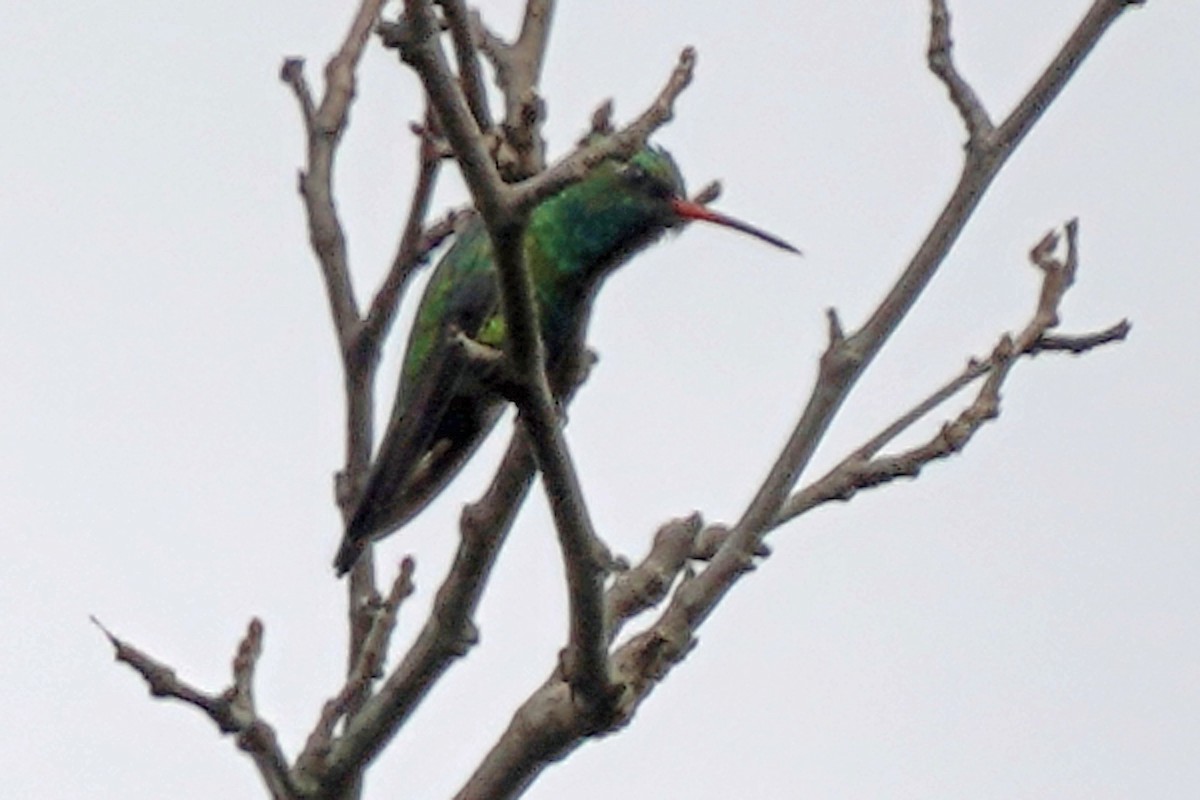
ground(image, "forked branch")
xmin=94 ymin=617 xmax=296 ymax=800
xmin=454 ymin=3 xmax=1142 ymax=797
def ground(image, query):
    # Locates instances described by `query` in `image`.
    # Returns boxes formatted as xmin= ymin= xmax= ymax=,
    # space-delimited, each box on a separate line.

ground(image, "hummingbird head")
xmin=530 ymin=143 xmax=799 ymax=289
xmin=613 ymin=146 xmax=801 ymax=255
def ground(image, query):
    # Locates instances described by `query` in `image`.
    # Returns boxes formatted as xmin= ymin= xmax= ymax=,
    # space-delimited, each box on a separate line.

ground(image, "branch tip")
xmin=825 ymin=307 xmax=845 ymax=345
xmin=280 ymin=57 xmax=305 ymax=83
xmin=590 ymin=99 xmax=615 ymax=136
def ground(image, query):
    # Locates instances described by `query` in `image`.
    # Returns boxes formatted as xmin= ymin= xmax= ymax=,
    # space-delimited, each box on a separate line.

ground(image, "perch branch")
xmin=395 ymin=0 xmax=613 ymax=712
xmin=317 ymin=322 xmax=598 ymax=789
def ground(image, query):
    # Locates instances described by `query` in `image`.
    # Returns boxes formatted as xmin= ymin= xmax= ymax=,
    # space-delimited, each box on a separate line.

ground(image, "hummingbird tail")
xmin=333 ymin=531 xmax=367 ymax=576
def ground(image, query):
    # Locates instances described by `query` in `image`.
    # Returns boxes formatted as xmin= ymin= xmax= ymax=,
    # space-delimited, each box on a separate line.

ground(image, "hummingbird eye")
xmin=618 ymin=162 xmax=673 ymax=199
xmin=617 ymin=162 xmax=648 ymax=184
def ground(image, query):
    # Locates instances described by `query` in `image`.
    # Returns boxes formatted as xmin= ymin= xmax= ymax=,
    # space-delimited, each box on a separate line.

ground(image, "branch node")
xmin=589 ymin=99 xmax=615 ymax=137
xmin=825 ymin=307 xmax=845 ymax=346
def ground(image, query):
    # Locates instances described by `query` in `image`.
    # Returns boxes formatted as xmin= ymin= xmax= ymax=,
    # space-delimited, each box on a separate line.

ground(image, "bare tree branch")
xmin=604 ymin=514 xmax=703 ymax=644
xmin=601 ymin=219 xmax=1124 ymax=755
xmin=395 ymin=0 xmax=613 ymax=710
xmin=280 ymin=55 xmax=359 ymax=348
xmin=468 ymin=0 xmax=557 ymax=178
xmin=319 ymin=432 xmax=537 ymax=791
xmin=717 ymin=0 xmax=1142 ymax=592
xmin=281 ymin=8 xmax=420 ymax=796
xmin=384 ymin=3 xmax=512 ymax=224
xmin=439 ymin=0 xmax=495 ymax=135
xmin=280 ymin=0 xmax=384 ymax=355
xmin=451 ymin=516 xmax=757 ymax=800
xmin=777 ymin=258 xmax=1128 ymax=523
xmin=361 ymin=113 xmax=460 ymax=350
xmin=928 ymin=0 xmax=994 ymax=147
xmin=600 ymin=516 xmax=762 ymax=643
xmin=507 ymin=48 xmax=696 ymax=213
xmin=295 ymin=558 xmax=416 ymax=782
xmin=1031 ymin=320 xmax=1131 ymax=355
xmin=991 ymin=0 xmax=1146 ymax=154
xmin=94 ymin=617 xmax=297 ymax=800
xmin=454 ymin=677 xmax=581 ymax=800
xmin=281 ymin=2 xmax=389 ymax=680
xmin=452 ymin=4 xmax=1142 ymax=795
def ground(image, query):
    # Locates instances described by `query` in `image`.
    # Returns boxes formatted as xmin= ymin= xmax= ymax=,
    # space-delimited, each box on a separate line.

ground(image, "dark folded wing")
xmin=336 ymin=220 xmax=504 ymax=573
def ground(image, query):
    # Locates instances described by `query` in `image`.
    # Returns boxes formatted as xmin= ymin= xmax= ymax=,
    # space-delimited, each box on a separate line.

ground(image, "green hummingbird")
xmin=335 ymin=143 xmax=798 ymax=575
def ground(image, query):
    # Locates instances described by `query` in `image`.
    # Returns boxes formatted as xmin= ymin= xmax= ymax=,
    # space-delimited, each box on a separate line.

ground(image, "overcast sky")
xmin=3 ymin=1 xmax=1199 ymax=798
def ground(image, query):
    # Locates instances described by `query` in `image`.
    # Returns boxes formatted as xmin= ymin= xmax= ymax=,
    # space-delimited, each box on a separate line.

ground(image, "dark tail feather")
xmin=332 ymin=343 xmax=473 ymax=577
xmin=334 ymin=532 xmax=366 ymax=576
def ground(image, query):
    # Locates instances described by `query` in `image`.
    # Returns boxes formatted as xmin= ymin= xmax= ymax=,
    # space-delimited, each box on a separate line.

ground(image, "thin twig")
xmin=281 ymin=0 xmax=385 ymax=353
xmin=928 ymin=0 xmax=994 ymax=148
xmin=388 ymin=2 xmax=512 ymax=224
xmin=94 ymin=617 xmax=296 ymax=800
xmin=617 ymin=216 xmax=1120 ymax=725
xmin=320 ymin=432 xmax=537 ymax=791
xmin=507 ymin=48 xmax=697 ymax=213
xmin=295 ymin=559 xmax=416 ymax=781
xmin=280 ymin=57 xmax=360 ymax=348
xmin=777 ymin=321 xmax=1126 ymax=525
xmin=282 ymin=7 xmax=390 ymax=787
xmin=1030 ymin=320 xmax=1130 ymax=354
xmin=361 ymin=110 xmax=456 ymax=349
xmin=440 ymin=0 xmax=495 ymax=133
xmin=469 ymin=0 xmax=557 ymax=178
xmin=604 ymin=515 xmax=703 ymax=644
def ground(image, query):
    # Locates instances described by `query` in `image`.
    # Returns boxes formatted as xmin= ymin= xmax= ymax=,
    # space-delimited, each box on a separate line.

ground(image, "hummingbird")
xmin=335 ymin=143 xmax=798 ymax=575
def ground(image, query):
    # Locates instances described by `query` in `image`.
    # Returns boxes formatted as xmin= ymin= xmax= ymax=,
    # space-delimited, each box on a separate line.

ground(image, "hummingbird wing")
xmin=335 ymin=219 xmax=507 ymax=574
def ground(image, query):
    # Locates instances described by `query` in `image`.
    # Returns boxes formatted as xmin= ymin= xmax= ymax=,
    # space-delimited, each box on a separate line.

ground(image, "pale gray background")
xmin=3 ymin=2 xmax=1198 ymax=798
